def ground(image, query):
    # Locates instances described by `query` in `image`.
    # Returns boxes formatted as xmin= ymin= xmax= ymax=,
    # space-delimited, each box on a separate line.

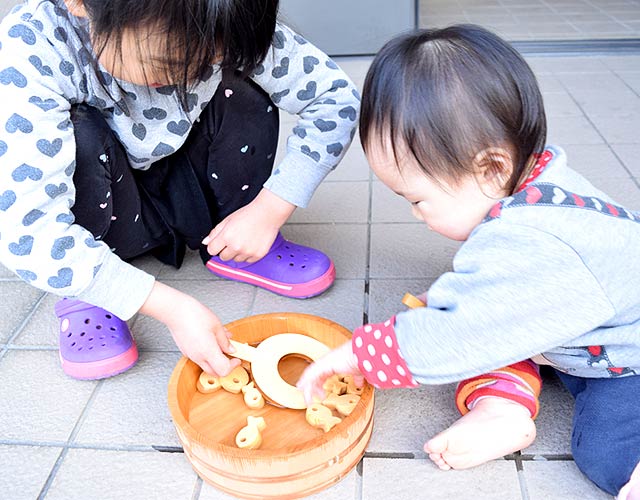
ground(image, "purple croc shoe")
xmin=205 ymin=233 xmax=335 ymax=298
xmin=55 ymin=298 xmax=138 ymax=380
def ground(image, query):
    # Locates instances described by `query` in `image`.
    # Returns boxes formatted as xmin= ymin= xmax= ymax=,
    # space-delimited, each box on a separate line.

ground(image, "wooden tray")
xmin=167 ymin=313 xmax=375 ymax=499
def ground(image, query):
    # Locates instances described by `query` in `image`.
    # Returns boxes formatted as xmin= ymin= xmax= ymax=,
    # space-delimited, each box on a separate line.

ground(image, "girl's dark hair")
xmin=360 ymin=24 xmax=547 ymax=194
xmin=79 ymin=0 xmax=279 ymax=109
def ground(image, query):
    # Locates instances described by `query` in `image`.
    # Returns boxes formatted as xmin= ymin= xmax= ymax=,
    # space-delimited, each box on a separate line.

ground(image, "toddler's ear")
xmin=473 ymin=147 xmax=513 ymax=196
xmin=63 ymin=0 xmax=88 ymax=17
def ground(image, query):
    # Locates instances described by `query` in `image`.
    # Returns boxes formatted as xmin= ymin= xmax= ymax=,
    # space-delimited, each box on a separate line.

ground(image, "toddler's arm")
xmin=140 ymin=281 xmax=240 ymax=376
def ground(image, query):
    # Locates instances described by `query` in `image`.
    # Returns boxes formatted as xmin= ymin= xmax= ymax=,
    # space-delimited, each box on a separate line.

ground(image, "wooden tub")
xmin=167 ymin=313 xmax=375 ymax=499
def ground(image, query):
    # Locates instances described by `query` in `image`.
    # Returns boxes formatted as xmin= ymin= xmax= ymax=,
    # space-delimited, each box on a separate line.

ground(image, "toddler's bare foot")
xmin=618 ymin=461 xmax=640 ymax=500
xmin=425 ymin=397 xmax=536 ymax=470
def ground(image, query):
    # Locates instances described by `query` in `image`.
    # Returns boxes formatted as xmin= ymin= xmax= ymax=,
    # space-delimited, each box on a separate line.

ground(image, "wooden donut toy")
xmin=228 ymin=333 xmax=330 ymax=409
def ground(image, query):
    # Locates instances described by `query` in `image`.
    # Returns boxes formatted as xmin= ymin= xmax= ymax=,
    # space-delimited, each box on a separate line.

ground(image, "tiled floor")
xmin=420 ymin=0 xmax=640 ymax=40
xmin=2 ymin=7 xmax=640 ymax=499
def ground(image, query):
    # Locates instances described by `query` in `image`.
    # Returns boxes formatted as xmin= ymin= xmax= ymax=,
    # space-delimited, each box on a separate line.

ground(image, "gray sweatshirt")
xmin=0 ymin=0 xmax=359 ymax=319
xmin=395 ymin=146 xmax=640 ymax=382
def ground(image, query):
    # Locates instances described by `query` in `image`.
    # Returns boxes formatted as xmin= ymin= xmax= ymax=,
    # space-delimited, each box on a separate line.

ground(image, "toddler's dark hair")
xmin=72 ymin=0 xmax=279 ymax=110
xmin=360 ymin=24 xmax=547 ymax=194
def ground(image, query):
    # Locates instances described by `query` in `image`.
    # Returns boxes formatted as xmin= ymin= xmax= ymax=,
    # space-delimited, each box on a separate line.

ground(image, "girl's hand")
xmin=202 ymin=188 xmax=296 ymax=262
xmin=296 ymin=341 xmax=364 ymax=405
xmin=140 ymin=281 xmax=240 ymax=376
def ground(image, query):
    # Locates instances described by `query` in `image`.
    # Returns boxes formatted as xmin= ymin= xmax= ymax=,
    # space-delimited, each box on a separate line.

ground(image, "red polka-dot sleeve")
xmin=351 ymin=316 xmax=419 ymax=389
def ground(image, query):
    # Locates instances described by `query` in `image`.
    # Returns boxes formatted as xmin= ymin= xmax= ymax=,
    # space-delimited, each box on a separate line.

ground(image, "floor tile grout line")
xmin=0 ymin=440 xmax=170 ymax=452
xmin=191 ymin=476 xmax=204 ymax=500
xmin=362 ymin=167 xmax=374 ymax=326
xmin=515 ymin=453 xmax=531 ymax=500
xmin=608 ymin=67 xmax=640 ymax=100
xmin=4 ymin=291 xmax=47 ymax=345
xmin=558 ymin=72 xmax=640 ymax=191
xmin=355 ymin=459 xmax=364 ymax=500
xmin=37 ymin=379 xmax=104 ymax=499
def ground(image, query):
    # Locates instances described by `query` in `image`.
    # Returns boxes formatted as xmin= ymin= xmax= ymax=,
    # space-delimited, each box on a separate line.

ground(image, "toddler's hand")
xmin=202 ymin=188 xmax=295 ymax=262
xmin=140 ymin=281 xmax=240 ymax=376
xmin=296 ymin=341 xmax=364 ymax=405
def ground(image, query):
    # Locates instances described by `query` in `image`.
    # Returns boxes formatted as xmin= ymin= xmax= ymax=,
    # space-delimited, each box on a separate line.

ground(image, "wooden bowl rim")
xmin=167 ymin=312 xmax=374 ymax=458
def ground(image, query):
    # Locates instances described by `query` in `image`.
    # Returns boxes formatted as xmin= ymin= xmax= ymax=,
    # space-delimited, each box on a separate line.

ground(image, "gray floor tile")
xmin=289 ymin=181 xmax=370 ymax=223
xmin=362 ymin=458 xmax=521 ymax=500
xmin=0 ymin=445 xmax=61 ymax=500
xmin=522 ymin=461 xmax=613 ymax=499
xmin=281 ymin=223 xmax=368 ymax=279
xmin=525 ymin=56 xmax=609 ymax=74
xmin=334 ymin=56 xmax=374 ymax=91
xmin=543 ymin=91 xmax=584 ymax=117
xmin=589 ymin=114 xmax=640 ymax=144
xmin=0 ymin=282 xmax=43 ymax=343
xmin=251 ymin=279 xmax=365 ymax=332
xmin=611 ymin=144 xmax=640 ymax=177
xmin=556 ymin=71 xmax=632 ymax=94
xmin=561 ymin=144 xmax=630 ymax=181
xmin=616 ymin=71 xmax=640 ymax=94
xmin=570 ymin=89 xmax=640 ymax=117
xmin=325 ymin=139 xmax=371 ymax=182
xmin=0 ymin=262 xmax=17 ymax=279
xmin=74 ymin=352 xmax=183 ymax=447
xmin=368 ymin=278 xmax=436 ymax=323
xmin=367 ymin=385 xmax=459 ymax=455
xmin=547 ymin=116 xmax=605 ymax=145
xmin=46 ymin=448 xmax=197 ymax=500
xmin=600 ymin=55 xmax=640 ymax=72
xmin=371 ymin=182 xmax=416 ymax=223
xmin=129 ymin=279 xmax=256 ymax=351
xmin=535 ymin=74 xmax=565 ymax=93
xmin=13 ymin=293 xmax=69 ymax=347
xmin=0 ymin=350 xmax=95 ymax=441
xmin=370 ymin=224 xmax=460 ymax=279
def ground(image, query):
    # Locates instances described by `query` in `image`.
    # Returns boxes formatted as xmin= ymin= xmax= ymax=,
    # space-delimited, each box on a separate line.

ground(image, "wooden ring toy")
xmin=229 ymin=333 xmax=329 ymax=409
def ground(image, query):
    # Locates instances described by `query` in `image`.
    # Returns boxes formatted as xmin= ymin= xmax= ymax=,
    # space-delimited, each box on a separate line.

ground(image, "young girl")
xmin=0 ymin=1 xmax=359 ymax=380
xmin=297 ymin=25 xmax=640 ymax=499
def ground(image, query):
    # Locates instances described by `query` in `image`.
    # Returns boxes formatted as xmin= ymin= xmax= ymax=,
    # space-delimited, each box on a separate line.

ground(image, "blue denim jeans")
xmin=555 ymin=370 xmax=640 ymax=495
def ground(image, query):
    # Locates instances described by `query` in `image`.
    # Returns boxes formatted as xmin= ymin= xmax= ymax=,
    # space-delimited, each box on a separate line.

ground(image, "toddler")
xmin=297 ymin=25 xmax=640 ymax=498
xmin=0 ymin=0 xmax=359 ymax=379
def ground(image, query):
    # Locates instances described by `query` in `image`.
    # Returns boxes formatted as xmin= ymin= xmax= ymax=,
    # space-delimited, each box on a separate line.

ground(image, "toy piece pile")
xmin=196 ymin=369 xmax=362 ymax=448
xmin=305 ymin=374 xmax=362 ymax=433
